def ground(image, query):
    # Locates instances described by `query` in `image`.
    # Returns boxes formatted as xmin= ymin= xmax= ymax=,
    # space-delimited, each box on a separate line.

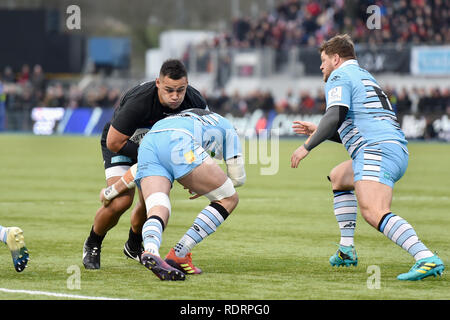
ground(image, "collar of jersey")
xmin=338 ymin=59 xmax=359 ymax=69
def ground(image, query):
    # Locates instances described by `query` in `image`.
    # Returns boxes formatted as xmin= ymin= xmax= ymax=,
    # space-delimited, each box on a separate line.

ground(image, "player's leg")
xmin=83 ymin=123 xmax=136 ymax=269
xmin=354 ymin=143 xmax=444 ymax=280
xmin=124 ymin=197 xmax=146 ymax=262
xmin=138 ymin=176 xmax=185 ymax=281
xmin=329 ymin=160 xmax=357 ymax=247
xmin=0 ymin=225 xmax=29 ymax=272
xmin=93 ymin=176 xmax=135 ymax=234
xmin=328 ymin=160 xmax=358 ymax=267
xmin=134 ymin=131 xmax=186 ymax=280
xmin=354 ymin=180 xmax=391 ymax=227
xmin=165 ymin=157 xmax=239 ymax=275
xmin=83 ymin=173 xmax=135 ymax=269
xmin=99 ymin=164 xmax=146 ymax=263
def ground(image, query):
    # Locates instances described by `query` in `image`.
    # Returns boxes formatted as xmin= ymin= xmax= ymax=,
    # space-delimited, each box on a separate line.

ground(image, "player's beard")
xmin=323 ymin=70 xmax=331 ymax=82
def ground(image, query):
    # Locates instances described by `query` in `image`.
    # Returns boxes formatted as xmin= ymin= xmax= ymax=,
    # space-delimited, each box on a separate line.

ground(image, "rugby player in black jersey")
xmin=83 ymin=59 xmax=208 ymax=269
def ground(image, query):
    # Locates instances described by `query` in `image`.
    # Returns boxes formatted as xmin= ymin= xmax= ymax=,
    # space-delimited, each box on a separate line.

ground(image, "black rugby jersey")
xmin=110 ymin=80 xmax=207 ymax=137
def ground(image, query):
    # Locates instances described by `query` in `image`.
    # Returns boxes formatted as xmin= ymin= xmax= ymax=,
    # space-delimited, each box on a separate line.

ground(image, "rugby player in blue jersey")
xmin=291 ymin=34 xmax=444 ymax=281
xmin=100 ymin=108 xmax=245 ymax=280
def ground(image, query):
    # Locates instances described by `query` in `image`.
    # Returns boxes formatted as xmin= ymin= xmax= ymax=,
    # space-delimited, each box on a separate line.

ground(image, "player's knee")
xmin=214 ymin=192 xmax=238 ymax=214
xmin=204 ymin=178 xmax=235 ymax=202
xmin=328 ymin=168 xmax=340 ymax=189
xmin=203 ymin=178 xmax=238 ymax=212
xmin=145 ymin=192 xmax=171 ymax=218
xmin=328 ymin=166 xmax=352 ymax=190
xmin=227 ymin=191 xmax=239 ymax=208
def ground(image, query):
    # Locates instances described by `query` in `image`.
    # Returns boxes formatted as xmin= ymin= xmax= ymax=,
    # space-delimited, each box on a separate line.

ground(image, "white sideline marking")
xmin=0 ymin=287 xmax=128 ymax=300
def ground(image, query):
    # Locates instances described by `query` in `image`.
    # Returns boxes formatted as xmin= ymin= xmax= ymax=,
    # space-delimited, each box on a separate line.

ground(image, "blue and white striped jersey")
xmin=149 ymin=108 xmax=242 ymax=161
xmin=324 ymin=59 xmax=407 ymax=158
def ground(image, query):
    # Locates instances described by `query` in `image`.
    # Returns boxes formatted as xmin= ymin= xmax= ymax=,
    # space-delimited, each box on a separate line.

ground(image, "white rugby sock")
xmin=142 ymin=217 xmax=164 ymax=257
xmin=333 ymin=190 xmax=357 ymax=246
xmin=0 ymin=225 xmax=7 ymax=244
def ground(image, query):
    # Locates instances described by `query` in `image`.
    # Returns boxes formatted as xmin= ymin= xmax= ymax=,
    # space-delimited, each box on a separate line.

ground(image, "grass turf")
xmin=0 ymin=135 xmax=448 ymax=300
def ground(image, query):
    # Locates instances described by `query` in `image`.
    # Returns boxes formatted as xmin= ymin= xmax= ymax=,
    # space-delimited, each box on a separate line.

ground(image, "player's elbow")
xmin=106 ymin=138 xmax=122 ymax=153
xmin=106 ymin=125 xmax=130 ymax=153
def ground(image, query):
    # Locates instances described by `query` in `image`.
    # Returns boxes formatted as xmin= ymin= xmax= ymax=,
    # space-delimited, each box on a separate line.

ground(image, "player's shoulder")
xmin=328 ymin=67 xmax=352 ymax=84
xmin=184 ymin=85 xmax=207 ymax=108
xmin=119 ymin=80 xmax=156 ymax=106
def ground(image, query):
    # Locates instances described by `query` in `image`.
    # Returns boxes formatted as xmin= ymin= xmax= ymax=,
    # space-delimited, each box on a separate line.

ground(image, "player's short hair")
xmin=159 ymin=59 xmax=187 ymax=80
xmin=319 ymin=34 xmax=356 ymax=60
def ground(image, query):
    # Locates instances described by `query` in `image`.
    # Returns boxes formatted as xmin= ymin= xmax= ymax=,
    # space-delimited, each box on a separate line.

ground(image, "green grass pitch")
xmin=0 ymin=135 xmax=449 ymax=300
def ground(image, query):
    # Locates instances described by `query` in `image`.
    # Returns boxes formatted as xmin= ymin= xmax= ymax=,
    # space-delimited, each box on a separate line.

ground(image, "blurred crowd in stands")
xmin=0 ymin=64 xmax=122 ymax=130
xmin=209 ymin=0 xmax=449 ymax=51
xmin=1 ymin=64 xmax=122 ymax=110
xmin=1 ymin=0 xmax=449 ymax=135
xmin=203 ymin=86 xmax=450 ymax=117
xmin=1 ymin=63 xmax=447 ymax=127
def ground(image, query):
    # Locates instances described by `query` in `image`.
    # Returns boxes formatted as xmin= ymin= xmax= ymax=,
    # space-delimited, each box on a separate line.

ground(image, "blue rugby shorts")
xmin=135 ymin=130 xmax=208 ymax=188
xmin=352 ymin=142 xmax=409 ymax=188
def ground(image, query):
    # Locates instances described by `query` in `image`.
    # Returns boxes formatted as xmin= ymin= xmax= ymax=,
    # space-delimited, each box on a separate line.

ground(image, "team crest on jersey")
xmin=184 ymin=150 xmax=196 ymax=164
xmin=328 ymin=86 xmax=342 ymax=103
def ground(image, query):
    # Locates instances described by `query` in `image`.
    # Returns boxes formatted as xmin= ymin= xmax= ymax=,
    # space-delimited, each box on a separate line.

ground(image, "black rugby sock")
xmin=86 ymin=226 xmax=105 ymax=247
xmin=127 ymin=227 xmax=143 ymax=250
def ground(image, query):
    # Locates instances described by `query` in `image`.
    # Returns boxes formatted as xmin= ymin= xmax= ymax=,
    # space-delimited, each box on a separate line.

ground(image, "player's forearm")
xmin=328 ymin=131 xmax=342 ymax=143
xmin=101 ymin=164 xmax=137 ymax=204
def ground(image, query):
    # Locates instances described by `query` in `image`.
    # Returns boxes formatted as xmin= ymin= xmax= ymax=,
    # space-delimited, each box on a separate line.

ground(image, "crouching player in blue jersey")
xmin=291 ymin=34 xmax=444 ymax=281
xmin=100 ymin=108 xmax=245 ymax=280
xmin=0 ymin=225 xmax=29 ymax=272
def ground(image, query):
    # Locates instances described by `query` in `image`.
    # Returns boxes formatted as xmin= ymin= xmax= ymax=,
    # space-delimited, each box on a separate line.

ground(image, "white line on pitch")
xmin=0 ymin=287 xmax=129 ymax=300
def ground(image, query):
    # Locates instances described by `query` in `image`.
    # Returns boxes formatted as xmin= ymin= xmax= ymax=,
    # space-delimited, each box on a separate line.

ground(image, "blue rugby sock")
xmin=333 ymin=190 xmax=357 ymax=246
xmin=378 ymin=213 xmax=434 ymax=261
xmin=174 ymin=202 xmax=229 ymax=258
xmin=142 ymin=216 xmax=164 ymax=256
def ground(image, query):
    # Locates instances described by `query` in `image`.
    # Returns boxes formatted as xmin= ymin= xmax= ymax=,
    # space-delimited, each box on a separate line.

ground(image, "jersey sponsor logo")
xmin=330 ymin=75 xmax=341 ymax=82
xmin=328 ymin=86 xmax=343 ymax=104
xmin=111 ymin=155 xmax=132 ymax=164
xmin=184 ymin=150 xmax=196 ymax=164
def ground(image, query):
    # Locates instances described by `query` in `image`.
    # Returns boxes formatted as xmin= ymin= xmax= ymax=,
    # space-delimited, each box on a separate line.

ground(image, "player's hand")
xmin=292 ymin=121 xmax=317 ymax=136
xmin=291 ymin=145 xmax=309 ymax=168
xmin=100 ymin=188 xmax=111 ymax=207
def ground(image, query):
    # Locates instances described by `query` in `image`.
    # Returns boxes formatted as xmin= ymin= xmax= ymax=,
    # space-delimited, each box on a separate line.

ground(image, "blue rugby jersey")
xmin=324 ymin=59 xmax=408 ymax=158
xmin=148 ymin=108 xmax=242 ymax=161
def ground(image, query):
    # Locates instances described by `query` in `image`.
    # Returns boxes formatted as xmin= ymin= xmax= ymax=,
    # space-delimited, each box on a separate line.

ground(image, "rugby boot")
xmin=141 ymin=251 xmax=185 ymax=281
xmin=397 ymin=254 xmax=444 ymax=281
xmin=6 ymin=227 xmax=29 ymax=272
xmin=329 ymin=244 xmax=358 ymax=267
xmin=165 ymin=248 xmax=202 ymax=274
xmin=83 ymin=240 xmax=101 ymax=269
xmin=123 ymin=240 xmax=143 ymax=263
